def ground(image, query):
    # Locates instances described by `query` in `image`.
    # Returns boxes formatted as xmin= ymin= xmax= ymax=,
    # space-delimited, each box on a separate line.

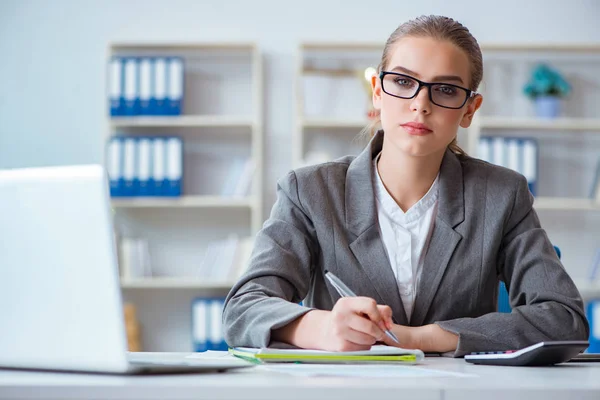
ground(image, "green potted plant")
xmin=523 ymin=63 xmax=571 ymax=118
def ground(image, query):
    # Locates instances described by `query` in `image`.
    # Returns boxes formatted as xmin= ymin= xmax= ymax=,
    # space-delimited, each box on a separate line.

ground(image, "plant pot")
xmin=534 ymin=95 xmax=561 ymax=118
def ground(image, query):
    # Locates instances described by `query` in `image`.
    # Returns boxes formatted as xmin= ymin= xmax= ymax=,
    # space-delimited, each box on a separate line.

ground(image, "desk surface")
xmin=0 ymin=355 xmax=599 ymax=400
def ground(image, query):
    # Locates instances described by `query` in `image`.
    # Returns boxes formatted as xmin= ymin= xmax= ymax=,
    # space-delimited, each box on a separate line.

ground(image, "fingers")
xmin=333 ymin=297 xmax=394 ymax=338
xmin=346 ymin=313 xmax=384 ymax=342
xmin=376 ymin=304 xmax=394 ymax=330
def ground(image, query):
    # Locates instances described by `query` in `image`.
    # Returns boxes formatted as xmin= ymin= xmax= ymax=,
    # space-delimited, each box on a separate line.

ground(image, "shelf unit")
xmin=294 ymin=41 xmax=600 ymax=301
xmin=105 ymin=42 xmax=263 ymax=351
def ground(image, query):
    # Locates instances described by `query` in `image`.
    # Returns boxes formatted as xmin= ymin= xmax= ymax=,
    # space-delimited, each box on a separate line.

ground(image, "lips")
xmin=401 ymin=122 xmax=433 ymax=135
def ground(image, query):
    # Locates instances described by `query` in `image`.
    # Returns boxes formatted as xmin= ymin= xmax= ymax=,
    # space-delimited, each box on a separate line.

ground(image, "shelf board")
xmin=533 ymin=197 xmax=599 ymax=211
xmin=478 ymin=117 xmax=600 ymax=131
xmin=110 ymin=42 xmax=256 ymax=51
xmin=120 ymin=277 xmax=234 ymax=289
xmin=111 ymin=196 xmax=254 ymax=209
xmin=302 ymin=118 xmax=371 ymax=129
xmin=109 ymin=115 xmax=254 ymax=128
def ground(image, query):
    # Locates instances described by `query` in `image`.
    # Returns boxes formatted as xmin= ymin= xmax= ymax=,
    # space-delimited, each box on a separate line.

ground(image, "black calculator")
xmin=464 ymin=340 xmax=589 ymax=366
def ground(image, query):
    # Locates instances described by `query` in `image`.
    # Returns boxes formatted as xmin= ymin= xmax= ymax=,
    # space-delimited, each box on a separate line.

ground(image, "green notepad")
xmin=229 ymin=345 xmax=425 ymax=364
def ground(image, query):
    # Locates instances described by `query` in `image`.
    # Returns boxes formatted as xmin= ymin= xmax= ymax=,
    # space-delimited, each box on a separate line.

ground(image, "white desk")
xmin=0 ymin=356 xmax=599 ymax=400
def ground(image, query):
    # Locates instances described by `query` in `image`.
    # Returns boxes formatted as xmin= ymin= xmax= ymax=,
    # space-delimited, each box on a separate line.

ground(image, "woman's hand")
xmin=319 ymin=297 xmax=394 ymax=352
xmin=272 ymin=297 xmax=393 ymax=352
xmin=380 ymin=323 xmax=458 ymax=353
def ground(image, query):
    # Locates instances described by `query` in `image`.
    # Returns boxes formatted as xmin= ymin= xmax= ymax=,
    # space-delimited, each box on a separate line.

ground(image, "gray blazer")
xmin=223 ymin=131 xmax=589 ymax=356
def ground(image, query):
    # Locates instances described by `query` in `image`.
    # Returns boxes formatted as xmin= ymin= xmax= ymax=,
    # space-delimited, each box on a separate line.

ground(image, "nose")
xmin=409 ymin=85 xmax=432 ymax=114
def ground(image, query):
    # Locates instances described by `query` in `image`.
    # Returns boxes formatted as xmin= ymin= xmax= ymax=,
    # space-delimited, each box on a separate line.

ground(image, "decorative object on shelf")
xmin=360 ymin=66 xmax=379 ymax=120
xmin=523 ymin=63 xmax=571 ymax=119
xmin=123 ymin=303 xmax=142 ymax=351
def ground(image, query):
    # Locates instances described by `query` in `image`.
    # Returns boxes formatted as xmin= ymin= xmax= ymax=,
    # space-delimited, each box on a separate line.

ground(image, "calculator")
xmin=464 ymin=340 xmax=589 ymax=366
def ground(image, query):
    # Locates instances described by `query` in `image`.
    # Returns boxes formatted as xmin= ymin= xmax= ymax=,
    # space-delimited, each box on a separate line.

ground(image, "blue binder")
xmin=192 ymin=297 xmax=228 ymax=352
xmin=137 ymin=137 xmax=152 ymax=196
xmin=122 ymin=137 xmax=137 ymax=196
xmin=138 ymin=58 xmax=153 ymax=116
xmin=153 ymin=57 xmax=168 ymax=115
xmin=109 ymin=57 xmax=124 ymax=116
xmin=166 ymin=57 xmax=184 ymax=115
xmin=123 ymin=58 xmax=139 ymax=116
xmin=587 ymin=299 xmax=600 ymax=353
xmin=106 ymin=136 xmax=123 ymax=196
xmin=151 ymin=137 xmax=167 ymax=196
xmin=165 ymin=137 xmax=183 ymax=197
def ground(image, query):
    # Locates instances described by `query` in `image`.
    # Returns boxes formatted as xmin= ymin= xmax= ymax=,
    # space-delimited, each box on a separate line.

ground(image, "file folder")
xmin=108 ymin=57 xmax=123 ymax=116
xmin=192 ymin=297 xmax=228 ymax=352
xmin=151 ymin=138 xmax=166 ymax=196
xmin=106 ymin=137 xmax=123 ymax=196
xmin=123 ymin=58 xmax=139 ymax=116
xmin=522 ymin=139 xmax=538 ymax=196
xmin=230 ymin=345 xmax=425 ymax=364
xmin=138 ymin=58 xmax=152 ymax=116
xmin=165 ymin=137 xmax=183 ymax=196
xmin=153 ymin=58 xmax=167 ymax=115
xmin=122 ymin=137 xmax=137 ymax=196
xmin=167 ymin=57 xmax=184 ymax=115
xmin=478 ymin=137 xmax=491 ymax=163
xmin=192 ymin=298 xmax=208 ymax=352
xmin=587 ymin=300 xmax=600 ymax=353
xmin=137 ymin=138 xmax=152 ymax=196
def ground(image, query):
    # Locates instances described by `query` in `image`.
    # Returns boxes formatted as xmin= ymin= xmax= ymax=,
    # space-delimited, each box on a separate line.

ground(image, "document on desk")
xmin=230 ymin=345 xmax=425 ymax=364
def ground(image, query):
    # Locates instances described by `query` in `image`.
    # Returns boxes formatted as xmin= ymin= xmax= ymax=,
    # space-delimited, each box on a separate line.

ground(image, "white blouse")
xmin=372 ymin=155 xmax=439 ymax=321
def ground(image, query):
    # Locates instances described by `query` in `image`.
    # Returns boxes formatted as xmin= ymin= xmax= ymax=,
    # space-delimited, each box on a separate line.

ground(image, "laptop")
xmin=0 ymin=164 xmax=252 ymax=374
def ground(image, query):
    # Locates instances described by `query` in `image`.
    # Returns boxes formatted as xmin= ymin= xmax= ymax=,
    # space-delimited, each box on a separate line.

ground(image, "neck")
xmin=376 ymin=146 xmax=445 ymax=212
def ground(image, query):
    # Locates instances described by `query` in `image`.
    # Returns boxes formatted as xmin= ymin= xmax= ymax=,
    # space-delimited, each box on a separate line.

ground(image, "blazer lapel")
xmin=345 ymin=131 xmax=408 ymax=325
xmin=410 ymin=149 xmax=465 ymax=326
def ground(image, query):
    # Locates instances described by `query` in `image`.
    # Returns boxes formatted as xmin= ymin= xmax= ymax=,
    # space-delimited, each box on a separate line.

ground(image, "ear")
xmin=372 ymin=74 xmax=382 ymax=110
xmin=459 ymin=94 xmax=483 ymax=128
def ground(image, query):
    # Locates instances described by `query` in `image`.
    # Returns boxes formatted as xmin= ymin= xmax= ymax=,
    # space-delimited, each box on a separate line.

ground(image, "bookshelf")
xmin=294 ymin=41 xmax=600 ymax=300
xmin=105 ymin=42 xmax=263 ymax=351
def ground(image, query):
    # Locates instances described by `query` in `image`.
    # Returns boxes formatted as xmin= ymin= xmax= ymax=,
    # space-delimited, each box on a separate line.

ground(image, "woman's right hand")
xmin=319 ymin=297 xmax=393 ymax=352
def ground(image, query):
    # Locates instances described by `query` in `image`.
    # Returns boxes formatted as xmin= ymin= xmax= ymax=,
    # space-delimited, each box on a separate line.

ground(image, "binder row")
xmin=109 ymin=57 xmax=184 ymax=116
xmin=106 ymin=136 xmax=183 ymax=197
xmin=192 ymin=297 xmax=228 ymax=352
xmin=478 ymin=137 xmax=538 ymax=196
xmin=587 ymin=300 xmax=600 ymax=353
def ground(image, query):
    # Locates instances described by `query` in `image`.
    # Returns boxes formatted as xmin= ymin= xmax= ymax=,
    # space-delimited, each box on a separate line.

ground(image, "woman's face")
xmin=372 ymin=36 xmax=482 ymax=159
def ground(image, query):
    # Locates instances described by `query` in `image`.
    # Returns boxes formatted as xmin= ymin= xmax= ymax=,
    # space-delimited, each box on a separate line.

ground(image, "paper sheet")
xmin=257 ymin=363 xmax=477 ymax=378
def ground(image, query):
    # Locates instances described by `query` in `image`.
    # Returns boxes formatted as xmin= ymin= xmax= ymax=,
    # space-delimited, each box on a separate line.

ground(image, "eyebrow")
xmin=390 ymin=66 xmax=464 ymax=84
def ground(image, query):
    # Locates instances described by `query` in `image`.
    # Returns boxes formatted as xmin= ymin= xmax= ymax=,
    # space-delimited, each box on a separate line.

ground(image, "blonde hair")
xmin=362 ymin=15 xmax=483 ymax=156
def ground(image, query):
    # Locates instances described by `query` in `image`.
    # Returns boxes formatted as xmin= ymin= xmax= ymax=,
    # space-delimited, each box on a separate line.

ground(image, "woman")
xmin=222 ymin=15 xmax=589 ymax=356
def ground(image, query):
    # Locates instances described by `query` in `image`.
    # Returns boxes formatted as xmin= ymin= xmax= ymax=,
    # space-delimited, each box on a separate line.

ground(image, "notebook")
xmin=230 ymin=345 xmax=425 ymax=364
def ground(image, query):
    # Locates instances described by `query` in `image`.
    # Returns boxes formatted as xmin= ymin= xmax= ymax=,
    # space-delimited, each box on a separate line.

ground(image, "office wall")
xmin=1 ymin=0 xmax=599 ymax=351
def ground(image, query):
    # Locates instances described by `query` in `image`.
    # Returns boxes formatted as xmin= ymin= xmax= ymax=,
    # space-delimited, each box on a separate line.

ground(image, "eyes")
xmin=392 ymin=77 xmax=460 ymax=98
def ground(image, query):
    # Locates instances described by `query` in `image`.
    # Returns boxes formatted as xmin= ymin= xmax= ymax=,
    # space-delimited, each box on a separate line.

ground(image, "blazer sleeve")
xmin=436 ymin=175 xmax=590 ymax=357
xmin=222 ymin=170 xmax=318 ymax=348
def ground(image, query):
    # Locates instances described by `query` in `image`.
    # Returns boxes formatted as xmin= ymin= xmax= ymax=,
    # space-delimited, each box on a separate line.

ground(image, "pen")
xmin=324 ymin=270 xmax=400 ymax=345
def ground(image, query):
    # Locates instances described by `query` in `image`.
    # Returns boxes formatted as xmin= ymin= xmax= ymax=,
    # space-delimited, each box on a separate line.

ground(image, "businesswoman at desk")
xmin=222 ymin=15 xmax=589 ymax=357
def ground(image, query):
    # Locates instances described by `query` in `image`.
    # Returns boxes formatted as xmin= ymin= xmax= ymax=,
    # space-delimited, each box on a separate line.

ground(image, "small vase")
xmin=534 ymin=96 xmax=561 ymax=118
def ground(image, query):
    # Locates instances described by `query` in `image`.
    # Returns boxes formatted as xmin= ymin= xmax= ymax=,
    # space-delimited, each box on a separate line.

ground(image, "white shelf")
xmin=534 ymin=197 xmax=599 ymax=211
xmin=302 ymin=117 xmax=370 ymax=129
xmin=111 ymin=196 xmax=255 ymax=209
xmin=120 ymin=277 xmax=234 ymax=289
xmin=110 ymin=42 xmax=257 ymax=51
xmin=478 ymin=117 xmax=600 ymax=131
xmin=110 ymin=115 xmax=254 ymax=128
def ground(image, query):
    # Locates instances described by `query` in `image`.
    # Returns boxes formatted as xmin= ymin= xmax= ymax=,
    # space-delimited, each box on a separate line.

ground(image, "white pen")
xmin=324 ymin=270 xmax=400 ymax=344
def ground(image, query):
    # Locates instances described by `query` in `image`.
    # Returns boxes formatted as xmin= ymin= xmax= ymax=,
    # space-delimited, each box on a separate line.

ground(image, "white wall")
xmin=2 ymin=0 xmax=599 ymax=351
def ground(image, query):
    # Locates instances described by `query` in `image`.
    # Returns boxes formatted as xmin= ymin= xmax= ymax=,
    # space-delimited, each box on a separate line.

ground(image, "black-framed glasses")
xmin=379 ymin=71 xmax=478 ymax=109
